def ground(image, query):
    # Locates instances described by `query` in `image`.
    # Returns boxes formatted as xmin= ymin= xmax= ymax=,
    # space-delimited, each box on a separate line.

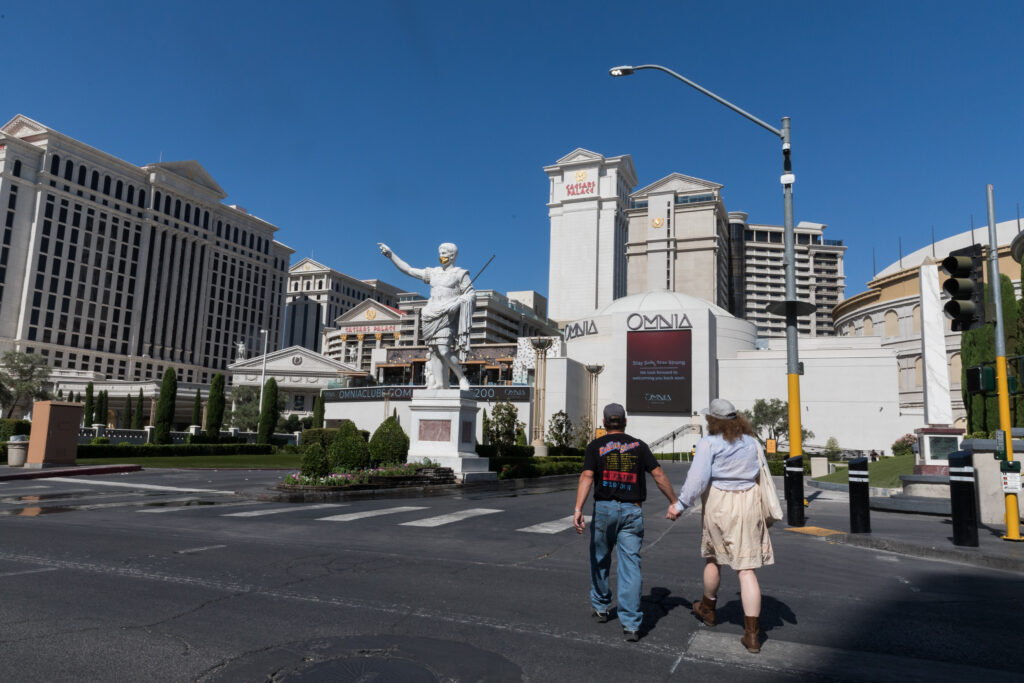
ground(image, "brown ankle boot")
xmin=741 ymin=616 xmax=761 ymax=653
xmin=692 ymin=596 xmax=716 ymax=627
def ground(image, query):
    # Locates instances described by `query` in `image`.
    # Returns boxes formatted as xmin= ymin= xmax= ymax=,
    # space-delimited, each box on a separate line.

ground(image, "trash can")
xmin=7 ymin=434 xmax=28 ymax=467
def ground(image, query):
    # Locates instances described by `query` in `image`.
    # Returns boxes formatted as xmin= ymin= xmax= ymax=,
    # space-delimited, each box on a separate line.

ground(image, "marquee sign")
xmin=335 ymin=324 xmax=400 ymax=334
xmin=323 ymin=386 xmax=533 ymax=403
xmin=626 ymin=330 xmax=692 ymax=414
xmin=626 ymin=313 xmax=692 ymax=331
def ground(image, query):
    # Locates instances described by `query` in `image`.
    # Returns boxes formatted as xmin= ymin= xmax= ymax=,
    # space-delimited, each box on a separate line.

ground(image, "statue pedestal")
xmin=407 ymin=389 xmax=495 ymax=482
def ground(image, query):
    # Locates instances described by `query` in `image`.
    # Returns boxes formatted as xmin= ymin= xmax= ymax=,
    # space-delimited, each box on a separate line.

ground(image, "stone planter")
xmin=6 ymin=442 xmax=28 ymax=467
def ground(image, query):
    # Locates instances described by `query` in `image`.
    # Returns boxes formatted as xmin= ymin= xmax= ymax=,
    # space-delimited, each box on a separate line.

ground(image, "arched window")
xmin=102 ymin=176 xmax=111 ymax=195
xmin=154 ymin=191 xmax=162 ymax=210
xmin=884 ymin=310 xmax=899 ymax=338
xmin=63 ymin=160 xmax=74 ymax=180
xmin=90 ymin=170 xmax=99 ymax=190
xmin=913 ymin=357 xmax=922 ymax=387
xmin=248 ymin=233 xmax=254 ymax=249
xmin=203 ymin=211 xmax=209 ymax=230
xmin=949 ymin=353 xmax=962 ymax=386
xmin=216 ymin=220 xmax=222 ymax=237
xmin=163 ymin=195 xmax=171 ymax=214
xmin=240 ymin=229 xmax=246 ymax=246
xmin=184 ymin=204 xmax=191 ymax=223
xmin=115 ymin=180 xmax=123 ymax=200
xmin=912 ymin=305 xmax=921 ymax=333
xmin=174 ymin=199 xmax=181 ymax=219
xmin=49 ymin=155 xmax=61 ymax=175
xmin=126 ymin=185 xmax=135 ymax=204
xmin=862 ymin=316 xmax=874 ymax=336
xmin=77 ymin=166 xmax=86 ymax=185
xmin=12 ymin=160 xmax=21 ymax=177
xmin=137 ymin=190 xmax=146 ymax=208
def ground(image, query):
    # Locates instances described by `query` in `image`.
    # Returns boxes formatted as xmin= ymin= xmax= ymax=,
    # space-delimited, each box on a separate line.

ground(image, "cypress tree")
xmin=133 ymin=389 xmax=145 ymax=429
xmin=57 ymin=388 xmax=64 ymax=399
xmin=154 ymin=369 xmax=177 ymax=444
xmin=124 ymin=395 xmax=133 ymax=429
xmin=983 ymin=275 xmax=1018 ymax=433
xmin=96 ymin=391 xmax=107 ymax=427
xmin=312 ymin=394 xmax=325 ymax=428
xmin=83 ymin=382 xmax=95 ymax=426
xmin=206 ymin=373 xmax=226 ymax=438
xmin=192 ymin=389 xmax=202 ymax=427
xmin=257 ymin=378 xmax=279 ymax=445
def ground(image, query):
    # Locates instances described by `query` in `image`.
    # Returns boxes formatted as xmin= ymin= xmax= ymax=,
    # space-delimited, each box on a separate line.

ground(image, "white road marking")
xmin=137 ymin=501 xmax=261 ymax=514
xmin=224 ymin=503 xmax=347 ymax=517
xmin=174 ymin=545 xmax=227 ymax=555
xmin=46 ymin=477 xmax=235 ymax=495
xmin=516 ymin=515 xmax=575 ymax=534
xmin=400 ymin=508 xmax=502 ymax=527
xmin=0 ymin=567 xmax=60 ymax=578
xmin=317 ymin=506 xmax=428 ymax=522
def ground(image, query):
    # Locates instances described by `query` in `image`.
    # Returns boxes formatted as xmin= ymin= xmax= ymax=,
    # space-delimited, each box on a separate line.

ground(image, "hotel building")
xmin=0 ymin=114 xmax=292 ymax=390
xmin=284 ymin=257 xmax=404 ymax=353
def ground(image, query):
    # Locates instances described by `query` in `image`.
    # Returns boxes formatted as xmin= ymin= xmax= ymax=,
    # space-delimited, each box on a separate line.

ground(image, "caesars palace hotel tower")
xmin=545 ymin=149 xmax=636 ymax=324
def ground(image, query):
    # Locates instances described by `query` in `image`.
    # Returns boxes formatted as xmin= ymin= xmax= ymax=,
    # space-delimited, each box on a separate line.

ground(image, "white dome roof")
xmin=595 ymin=289 xmax=733 ymax=317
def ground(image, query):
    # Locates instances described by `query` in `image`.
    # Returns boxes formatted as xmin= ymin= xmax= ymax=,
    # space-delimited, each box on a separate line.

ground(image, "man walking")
xmin=573 ymin=403 xmax=677 ymax=641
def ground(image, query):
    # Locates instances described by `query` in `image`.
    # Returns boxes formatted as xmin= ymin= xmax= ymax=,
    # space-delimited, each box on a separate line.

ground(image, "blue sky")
xmin=5 ymin=1 xmax=1024 ymax=303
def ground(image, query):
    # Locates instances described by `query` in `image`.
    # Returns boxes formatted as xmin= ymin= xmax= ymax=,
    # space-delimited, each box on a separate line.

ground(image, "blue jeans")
xmin=589 ymin=499 xmax=645 ymax=631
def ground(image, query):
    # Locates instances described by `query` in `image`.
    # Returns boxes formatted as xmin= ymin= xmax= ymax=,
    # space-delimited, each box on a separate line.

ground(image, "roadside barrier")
xmin=847 ymin=456 xmax=871 ymax=533
xmin=948 ymin=450 xmax=979 ymax=547
xmin=785 ymin=455 xmax=805 ymax=527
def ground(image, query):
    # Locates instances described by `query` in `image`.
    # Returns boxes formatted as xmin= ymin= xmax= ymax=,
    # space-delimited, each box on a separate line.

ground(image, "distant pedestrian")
xmin=869 ymin=450 xmax=878 ymax=462
xmin=573 ymin=403 xmax=677 ymax=642
xmin=667 ymin=398 xmax=775 ymax=654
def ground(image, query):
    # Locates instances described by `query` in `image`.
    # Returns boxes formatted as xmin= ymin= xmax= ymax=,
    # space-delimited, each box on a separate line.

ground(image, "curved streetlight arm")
xmin=627 ymin=64 xmax=782 ymax=139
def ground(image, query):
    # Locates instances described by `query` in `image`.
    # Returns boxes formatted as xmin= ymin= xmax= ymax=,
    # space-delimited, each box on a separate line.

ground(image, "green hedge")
xmin=488 ymin=455 xmax=584 ymax=478
xmin=301 ymin=428 xmax=338 ymax=451
xmin=0 ymin=419 xmax=31 ymax=457
xmin=546 ymin=445 xmax=583 ymax=457
xmin=765 ymin=456 xmax=811 ymax=476
xmin=78 ymin=444 xmax=274 ymax=459
xmin=476 ymin=444 xmax=535 ymax=458
xmin=186 ymin=433 xmax=247 ymax=445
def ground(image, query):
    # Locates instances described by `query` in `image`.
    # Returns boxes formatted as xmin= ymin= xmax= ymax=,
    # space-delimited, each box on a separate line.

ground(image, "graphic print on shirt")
xmin=599 ymin=441 xmax=641 ymax=492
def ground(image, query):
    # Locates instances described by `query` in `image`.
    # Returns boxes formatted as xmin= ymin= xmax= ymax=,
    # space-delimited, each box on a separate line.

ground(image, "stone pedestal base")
xmin=26 ymin=401 xmax=82 ymax=469
xmin=913 ymin=426 xmax=963 ymax=477
xmin=407 ymin=389 xmax=495 ymax=482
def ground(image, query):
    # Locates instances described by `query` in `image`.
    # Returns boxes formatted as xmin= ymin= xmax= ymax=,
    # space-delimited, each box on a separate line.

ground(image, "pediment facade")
xmin=335 ymin=299 xmax=406 ymax=326
xmin=228 ymin=345 xmax=361 ymax=376
xmin=555 ymin=148 xmax=605 ymax=165
xmin=631 ymin=173 xmax=723 ymax=199
xmin=290 ymin=257 xmax=331 ymax=274
xmin=146 ymin=160 xmax=227 ymax=198
xmin=1 ymin=114 xmax=48 ymax=139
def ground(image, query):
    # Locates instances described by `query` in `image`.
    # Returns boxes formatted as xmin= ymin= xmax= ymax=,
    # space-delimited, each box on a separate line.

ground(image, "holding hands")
xmin=666 ymin=504 xmax=681 ymax=521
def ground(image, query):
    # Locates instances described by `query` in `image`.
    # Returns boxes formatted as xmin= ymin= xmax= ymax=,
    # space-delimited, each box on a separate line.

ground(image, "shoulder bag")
xmin=756 ymin=442 xmax=784 ymax=527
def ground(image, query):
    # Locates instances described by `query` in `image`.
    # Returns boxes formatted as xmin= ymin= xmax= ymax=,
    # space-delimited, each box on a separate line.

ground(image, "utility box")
xmin=25 ymin=401 xmax=83 ymax=469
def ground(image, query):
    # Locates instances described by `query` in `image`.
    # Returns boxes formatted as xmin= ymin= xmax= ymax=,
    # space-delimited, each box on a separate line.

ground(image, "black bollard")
xmin=848 ymin=456 xmax=871 ymax=533
xmin=785 ymin=456 xmax=805 ymax=527
xmin=948 ymin=450 xmax=979 ymax=547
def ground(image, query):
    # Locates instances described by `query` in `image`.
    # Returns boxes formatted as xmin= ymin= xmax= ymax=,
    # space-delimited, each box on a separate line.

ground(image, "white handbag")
xmin=757 ymin=444 xmax=784 ymax=527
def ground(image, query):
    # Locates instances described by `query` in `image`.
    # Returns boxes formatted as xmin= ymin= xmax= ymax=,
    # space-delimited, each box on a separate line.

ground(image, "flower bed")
xmin=280 ymin=462 xmax=453 ymax=489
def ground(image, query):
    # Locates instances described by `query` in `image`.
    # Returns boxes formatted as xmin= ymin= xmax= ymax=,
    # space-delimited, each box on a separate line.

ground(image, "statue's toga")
xmin=378 ymin=242 xmax=474 ymax=390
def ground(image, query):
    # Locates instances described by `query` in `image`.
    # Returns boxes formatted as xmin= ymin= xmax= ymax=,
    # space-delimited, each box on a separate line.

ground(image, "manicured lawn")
xmin=80 ymin=454 xmax=304 ymax=469
xmin=814 ymin=454 xmax=914 ymax=488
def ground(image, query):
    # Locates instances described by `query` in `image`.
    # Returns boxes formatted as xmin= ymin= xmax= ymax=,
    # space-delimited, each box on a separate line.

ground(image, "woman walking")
xmin=666 ymin=398 xmax=774 ymax=653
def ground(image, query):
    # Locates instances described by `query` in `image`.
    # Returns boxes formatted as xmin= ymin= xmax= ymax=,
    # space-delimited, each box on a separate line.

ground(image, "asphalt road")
xmin=0 ymin=463 xmax=1020 ymax=682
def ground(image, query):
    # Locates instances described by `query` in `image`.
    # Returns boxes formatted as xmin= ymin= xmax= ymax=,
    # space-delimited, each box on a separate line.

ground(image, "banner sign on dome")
xmin=626 ymin=330 xmax=692 ymax=413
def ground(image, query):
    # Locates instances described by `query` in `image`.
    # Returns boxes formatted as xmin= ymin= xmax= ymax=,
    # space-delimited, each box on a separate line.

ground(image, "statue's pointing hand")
xmin=377 ymin=243 xmax=391 ymax=258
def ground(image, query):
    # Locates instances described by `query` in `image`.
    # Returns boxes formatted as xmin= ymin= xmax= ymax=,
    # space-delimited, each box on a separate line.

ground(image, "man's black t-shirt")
xmin=582 ymin=432 xmax=659 ymax=503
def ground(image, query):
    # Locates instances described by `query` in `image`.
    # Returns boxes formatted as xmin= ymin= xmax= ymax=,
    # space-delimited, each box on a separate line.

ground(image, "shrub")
xmin=90 ymin=436 xmax=110 ymax=445
xmin=301 ymin=428 xmax=338 ymax=451
xmin=0 ymin=418 xmax=31 ymax=443
xmin=154 ymin=369 xmax=177 ymax=444
xmin=891 ymin=433 xmax=917 ymax=458
xmin=488 ymin=456 xmax=584 ymax=478
xmin=257 ymin=378 xmax=279 ymax=445
xmin=312 ymin=394 xmax=324 ymax=428
xmin=328 ymin=421 xmax=370 ymax=470
xmin=369 ymin=416 xmax=410 ymax=465
xmin=300 ymin=444 xmax=330 ymax=478
xmin=476 ymin=443 xmax=535 ymax=458
xmin=206 ymin=374 xmax=226 ymax=437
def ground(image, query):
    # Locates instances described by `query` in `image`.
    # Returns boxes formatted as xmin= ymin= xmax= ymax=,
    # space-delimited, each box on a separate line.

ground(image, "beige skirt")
xmin=700 ymin=485 xmax=774 ymax=570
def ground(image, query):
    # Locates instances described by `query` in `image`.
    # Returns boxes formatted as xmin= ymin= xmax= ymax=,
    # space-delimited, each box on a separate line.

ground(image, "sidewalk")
xmin=793 ymin=482 xmax=1024 ymax=573
xmin=0 ymin=463 xmax=142 ymax=481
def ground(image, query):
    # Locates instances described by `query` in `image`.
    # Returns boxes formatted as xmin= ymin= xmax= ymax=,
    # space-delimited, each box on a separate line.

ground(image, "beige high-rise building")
xmin=544 ymin=148 xmax=637 ymax=324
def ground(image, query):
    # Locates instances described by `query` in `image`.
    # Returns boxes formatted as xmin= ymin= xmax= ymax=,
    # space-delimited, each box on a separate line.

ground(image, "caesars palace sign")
xmin=565 ymin=312 xmax=694 ymax=340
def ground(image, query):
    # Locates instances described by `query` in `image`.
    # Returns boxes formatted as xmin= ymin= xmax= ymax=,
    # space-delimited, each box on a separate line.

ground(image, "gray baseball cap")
xmin=701 ymin=398 xmax=737 ymax=420
xmin=603 ymin=403 xmax=626 ymax=423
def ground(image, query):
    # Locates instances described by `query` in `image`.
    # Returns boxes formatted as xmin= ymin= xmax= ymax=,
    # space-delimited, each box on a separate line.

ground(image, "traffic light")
xmin=965 ymin=365 xmax=996 ymax=394
xmin=940 ymin=244 xmax=985 ymax=331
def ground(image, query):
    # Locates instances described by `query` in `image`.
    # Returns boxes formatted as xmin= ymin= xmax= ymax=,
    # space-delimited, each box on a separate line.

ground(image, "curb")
xmin=0 ymin=464 xmax=143 ymax=481
xmin=807 ymin=478 xmax=900 ymax=498
xmin=828 ymin=531 xmax=1024 ymax=573
xmin=239 ymin=472 xmax=581 ymax=502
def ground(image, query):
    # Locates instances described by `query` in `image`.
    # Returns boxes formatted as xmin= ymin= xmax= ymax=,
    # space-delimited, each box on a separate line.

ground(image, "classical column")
xmin=530 ymin=338 xmax=553 ymax=449
xmin=356 ymin=334 xmax=365 ymax=369
xmin=585 ymin=364 xmax=604 ymax=437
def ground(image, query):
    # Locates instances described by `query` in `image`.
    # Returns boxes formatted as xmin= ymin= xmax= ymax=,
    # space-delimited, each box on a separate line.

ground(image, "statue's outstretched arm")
xmin=378 ymin=243 xmax=425 ymax=281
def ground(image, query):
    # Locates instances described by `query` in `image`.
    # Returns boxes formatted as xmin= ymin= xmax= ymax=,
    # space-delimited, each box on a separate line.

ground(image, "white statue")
xmin=236 ymin=340 xmax=247 ymax=360
xmin=378 ymin=242 xmax=474 ymax=390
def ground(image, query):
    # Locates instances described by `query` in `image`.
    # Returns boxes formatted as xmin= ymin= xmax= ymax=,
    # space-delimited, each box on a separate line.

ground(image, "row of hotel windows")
xmin=840 ymin=307 xmax=923 ymax=338
xmin=744 ymin=230 xmax=825 ymax=245
xmin=29 ymin=345 xmax=214 ymax=385
xmin=46 ymin=153 xmax=272 ymax=256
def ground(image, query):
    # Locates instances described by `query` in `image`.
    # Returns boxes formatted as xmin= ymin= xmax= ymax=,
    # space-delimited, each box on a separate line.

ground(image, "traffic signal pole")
xmin=985 ymin=184 xmax=1022 ymax=542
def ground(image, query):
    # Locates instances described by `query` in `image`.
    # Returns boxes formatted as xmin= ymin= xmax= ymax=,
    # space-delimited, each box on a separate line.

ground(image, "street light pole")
xmin=258 ymin=329 xmax=269 ymax=413
xmin=610 ymin=64 xmax=813 ymax=457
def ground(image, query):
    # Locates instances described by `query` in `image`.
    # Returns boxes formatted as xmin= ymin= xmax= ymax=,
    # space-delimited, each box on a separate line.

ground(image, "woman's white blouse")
xmin=674 ymin=434 xmax=761 ymax=511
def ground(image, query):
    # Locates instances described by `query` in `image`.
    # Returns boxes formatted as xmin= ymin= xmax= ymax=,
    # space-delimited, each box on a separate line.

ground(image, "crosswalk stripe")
xmin=224 ymin=503 xmax=347 ymax=518
xmin=47 ymin=477 xmax=235 ymax=495
xmin=317 ymin=506 xmax=428 ymax=522
xmin=400 ymin=508 xmax=502 ymax=527
xmin=517 ymin=515 xmax=576 ymax=534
